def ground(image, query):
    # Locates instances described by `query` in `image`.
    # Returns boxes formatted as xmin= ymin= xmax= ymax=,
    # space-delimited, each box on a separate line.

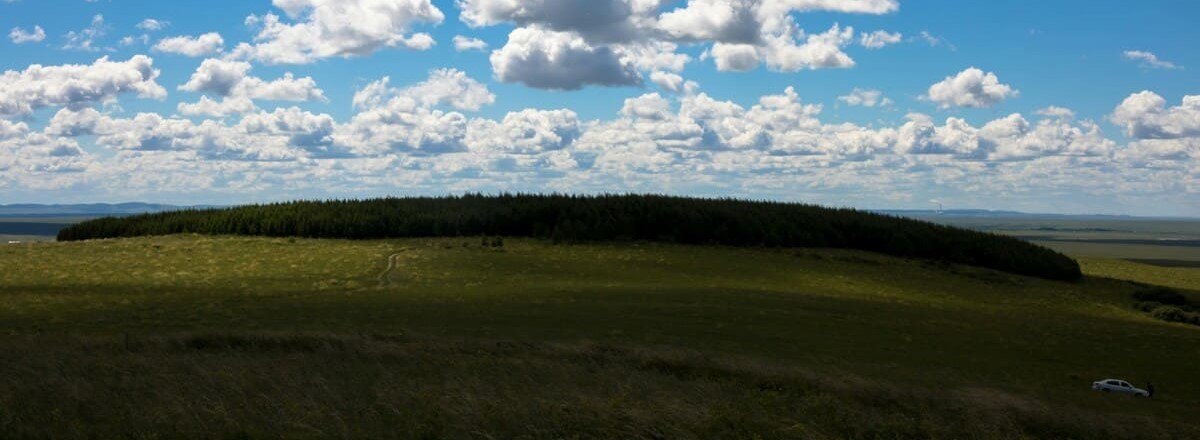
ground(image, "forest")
xmin=57 ymin=194 xmax=1083 ymax=280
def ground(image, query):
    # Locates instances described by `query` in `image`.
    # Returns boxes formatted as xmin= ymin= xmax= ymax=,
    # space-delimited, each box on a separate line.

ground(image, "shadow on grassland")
xmin=0 ymin=333 xmax=1191 ymax=440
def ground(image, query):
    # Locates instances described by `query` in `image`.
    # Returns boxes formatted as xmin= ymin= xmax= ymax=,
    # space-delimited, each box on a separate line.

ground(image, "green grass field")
xmin=1 ymin=236 xmax=1197 ymax=438
xmin=1080 ymin=257 xmax=1200 ymax=293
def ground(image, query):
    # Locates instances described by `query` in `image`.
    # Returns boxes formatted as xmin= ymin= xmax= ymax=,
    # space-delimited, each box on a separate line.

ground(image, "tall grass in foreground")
xmin=57 ymin=194 xmax=1081 ymax=280
xmin=1 ymin=333 xmax=1189 ymax=440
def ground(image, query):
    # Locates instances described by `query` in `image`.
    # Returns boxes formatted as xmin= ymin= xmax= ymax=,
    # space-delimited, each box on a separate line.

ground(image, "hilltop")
xmin=56 ymin=194 xmax=1082 ymax=280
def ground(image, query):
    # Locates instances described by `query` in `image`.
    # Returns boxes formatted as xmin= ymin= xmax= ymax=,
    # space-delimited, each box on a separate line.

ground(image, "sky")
xmin=0 ymin=0 xmax=1197 ymax=216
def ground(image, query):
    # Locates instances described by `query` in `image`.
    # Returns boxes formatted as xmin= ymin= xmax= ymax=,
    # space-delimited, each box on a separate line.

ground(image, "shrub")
xmin=1150 ymin=306 xmax=1200 ymax=326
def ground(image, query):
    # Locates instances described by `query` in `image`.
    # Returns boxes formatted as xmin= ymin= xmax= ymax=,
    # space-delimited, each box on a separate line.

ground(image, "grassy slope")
xmin=0 ymin=236 xmax=1197 ymax=439
xmin=1080 ymin=257 xmax=1200 ymax=294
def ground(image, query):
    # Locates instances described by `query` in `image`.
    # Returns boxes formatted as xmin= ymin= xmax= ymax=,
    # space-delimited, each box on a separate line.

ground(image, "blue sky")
xmin=0 ymin=0 xmax=1197 ymax=215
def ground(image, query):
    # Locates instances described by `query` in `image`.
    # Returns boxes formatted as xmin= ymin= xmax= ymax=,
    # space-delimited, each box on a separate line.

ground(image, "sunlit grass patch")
xmin=1080 ymin=257 xmax=1200 ymax=294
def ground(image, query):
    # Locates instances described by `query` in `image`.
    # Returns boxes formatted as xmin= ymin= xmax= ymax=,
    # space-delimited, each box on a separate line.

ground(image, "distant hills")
xmin=0 ymin=203 xmax=217 ymax=217
xmin=1 ymin=203 xmax=1187 ymax=221
xmin=876 ymin=209 xmax=1185 ymax=221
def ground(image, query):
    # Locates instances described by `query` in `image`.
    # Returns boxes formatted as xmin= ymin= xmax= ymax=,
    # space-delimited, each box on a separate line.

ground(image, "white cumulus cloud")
xmin=466 ymin=108 xmax=582 ymax=154
xmin=1112 ymin=91 xmax=1200 ymax=140
xmin=458 ymin=0 xmax=650 ymax=43
xmin=179 ymin=58 xmax=325 ymax=102
xmin=490 ymin=27 xmax=642 ymax=90
xmin=9 ymin=25 xmax=45 ymax=43
xmin=233 ymin=0 xmax=444 ymax=64
xmin=177 ymin=96 xmax=257 ymax=117
xmin=153 ymin=33 xmax=225 ymax=57
xmin=701 ymin=22 xmax=858 ymax=72
xmin=0 ymin=55 xmax=166 ymax=117
xmin=353 ymin=69 xmax=495 ymax=112
xmin=657 ymin=0 xmax=763 ymax=44
xmin=457 ymin=0 xmax=894 ymax=89
xmin=649 ymin=71 xmax=698 ymax=94
xmin=839 ymin=88 xmax=892 ymax=107
xmin=926 ymin=67 xmax=1017 ymax=109
xmin=453 ymin=35 xmax=488 ymax=52
xmin=860 ymin=30 xmax=901 ymax=49
xmin=707 ymin=43 xmax=759 ymax=72
xmin=980 ymin=113 xmax=1114 ymax=161
xmin=761 ymin=22 xmax=856 ymax=72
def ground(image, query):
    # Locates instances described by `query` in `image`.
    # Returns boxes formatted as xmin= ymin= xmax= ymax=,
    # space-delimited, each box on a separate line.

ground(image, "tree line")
xmin=57 ymin=194 xmax=1082 ymax=280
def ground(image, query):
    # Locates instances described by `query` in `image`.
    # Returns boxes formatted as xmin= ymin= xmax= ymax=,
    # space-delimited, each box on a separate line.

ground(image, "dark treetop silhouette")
xmin=57 ymin=194 xmax=1082 ymax=281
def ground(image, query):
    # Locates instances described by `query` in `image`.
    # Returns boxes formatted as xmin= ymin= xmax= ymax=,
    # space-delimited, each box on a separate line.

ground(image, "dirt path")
xmin=377 ymin=250 xmax=409 ymax=288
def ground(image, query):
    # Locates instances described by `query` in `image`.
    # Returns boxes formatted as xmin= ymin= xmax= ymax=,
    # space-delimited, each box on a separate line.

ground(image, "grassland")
xmin=0 ymin=235 xmax=1197 ymax=439
xmin=1080 ymin=257 xmax=1200 ymax=293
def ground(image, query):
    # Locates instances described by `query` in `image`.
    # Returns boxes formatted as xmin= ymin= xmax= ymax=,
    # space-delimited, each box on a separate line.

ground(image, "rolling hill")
xmin=0 ymin=236 xmax=1195 ymax=439
xmin=56 ymin=194 xmax=1083 ymax=280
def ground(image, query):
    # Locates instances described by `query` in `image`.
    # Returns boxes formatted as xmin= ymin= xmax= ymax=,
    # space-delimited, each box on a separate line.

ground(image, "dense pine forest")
xmin=57 ymin=194 xmax=1082 ymax=280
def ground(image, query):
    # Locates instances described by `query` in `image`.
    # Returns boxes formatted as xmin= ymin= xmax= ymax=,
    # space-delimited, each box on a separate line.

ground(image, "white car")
xmin=1092 ymin=379 xmax=1149 ymax=397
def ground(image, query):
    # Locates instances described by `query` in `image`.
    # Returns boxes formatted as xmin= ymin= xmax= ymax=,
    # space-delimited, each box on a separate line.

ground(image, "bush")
xmin=1150 ymin=306 xmax=1200 ymax=326
xmin=57 ymin=194 xmax=1082 ymax=281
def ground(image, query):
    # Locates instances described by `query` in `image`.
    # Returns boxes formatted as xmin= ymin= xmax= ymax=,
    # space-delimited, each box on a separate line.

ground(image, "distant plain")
xmin=898 ymin=214 xmax=1200 ymax=268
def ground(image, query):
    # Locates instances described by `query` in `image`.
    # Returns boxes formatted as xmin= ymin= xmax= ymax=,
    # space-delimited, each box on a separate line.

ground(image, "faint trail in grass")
xmin=378 ymin=250 xmax=409 ymax=288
